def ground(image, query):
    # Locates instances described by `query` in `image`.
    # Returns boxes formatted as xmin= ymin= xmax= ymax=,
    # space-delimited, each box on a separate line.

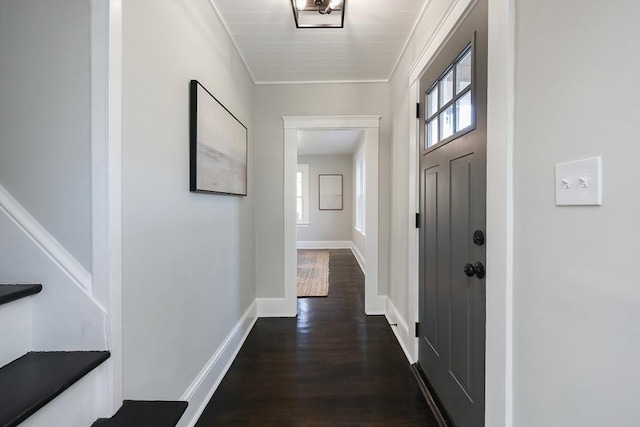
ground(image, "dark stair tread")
xmin=0 ymin=284 xmax=42 ymax=306
xmin=92 ymin=400 xmax=188 ymax=427
xmin=0 ymin=351 xmax=110 ymax=427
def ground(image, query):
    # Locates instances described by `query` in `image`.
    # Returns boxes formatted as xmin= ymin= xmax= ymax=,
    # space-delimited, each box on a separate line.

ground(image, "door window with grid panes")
xmin=425 ymin=46 xmax=473 ymax=148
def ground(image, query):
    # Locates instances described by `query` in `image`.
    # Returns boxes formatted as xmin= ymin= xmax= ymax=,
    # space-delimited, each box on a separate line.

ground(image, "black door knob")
xmin=463 ymin=263 xmax=476 ymax=277
xmin=463 ymin=262 xmax=485 ymax=279
xmin=473 ymin=262 xmax=485 ymax=279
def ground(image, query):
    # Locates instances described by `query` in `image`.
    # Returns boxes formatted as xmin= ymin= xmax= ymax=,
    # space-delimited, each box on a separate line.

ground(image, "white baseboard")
xmin=256 ymin=298 xmax=296 ymax=318
xmin=177 ymin=301 xmax=258 ymax=427
xmin=385 ymin=297 xmax=409 ymax=335
xmin=296 ymin=240 xmax=351 ymax=249
xmin=349 ymin=242 xmax=366 ymax=274
xmin=385 ymin=297 xmax=416 ymax=364
xmin=366 ymin=295 xmax=387 ymax=316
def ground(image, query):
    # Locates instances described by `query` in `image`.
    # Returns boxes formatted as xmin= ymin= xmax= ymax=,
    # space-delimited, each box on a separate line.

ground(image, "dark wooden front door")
xmin=418 ymin=1 xmax=488 ymax=426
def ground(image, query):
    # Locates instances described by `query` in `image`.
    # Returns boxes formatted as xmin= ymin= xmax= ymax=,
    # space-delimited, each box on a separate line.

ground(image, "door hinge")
xmin=415 ymin=322 xmax=420 ymax=338
xmin=415 ymin=213 xmax=420 ymax=228
xmin=416 ymin=103 xmax=420 ymax=119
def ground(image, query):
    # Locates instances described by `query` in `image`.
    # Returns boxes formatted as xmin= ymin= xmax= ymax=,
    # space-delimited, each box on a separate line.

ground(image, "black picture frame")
xmin=189 ymin=80 xmax=248 ymax=196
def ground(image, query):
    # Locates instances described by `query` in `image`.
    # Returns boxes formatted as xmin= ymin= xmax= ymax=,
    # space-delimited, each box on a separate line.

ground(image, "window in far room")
xmin=355 ymin=149 xmax=365 ymax=234
xmin=297 ymin=164 xmax=310 ymax=225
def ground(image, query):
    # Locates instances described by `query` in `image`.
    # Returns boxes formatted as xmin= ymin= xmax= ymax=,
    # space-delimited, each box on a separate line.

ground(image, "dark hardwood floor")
xmin=196 ymin=249 xmax=437 ymax=426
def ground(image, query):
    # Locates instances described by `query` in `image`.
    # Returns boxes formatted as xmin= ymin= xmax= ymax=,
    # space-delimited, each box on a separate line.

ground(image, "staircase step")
xmin=0 ymin=284 xmax=42 ymax=306
xmin=0 ymin=351 xmax=110 ymax=427
xmin=92 ymin=400 xmax=188 ymax=427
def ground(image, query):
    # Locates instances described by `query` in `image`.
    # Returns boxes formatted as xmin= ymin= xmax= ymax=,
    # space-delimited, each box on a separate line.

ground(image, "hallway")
xmin=195 ymin=249 xmax=438 ymax=425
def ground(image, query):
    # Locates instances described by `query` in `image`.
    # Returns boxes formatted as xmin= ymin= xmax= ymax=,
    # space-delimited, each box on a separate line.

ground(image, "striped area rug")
xmin=297 ymin=250 xmax=329 ymax=297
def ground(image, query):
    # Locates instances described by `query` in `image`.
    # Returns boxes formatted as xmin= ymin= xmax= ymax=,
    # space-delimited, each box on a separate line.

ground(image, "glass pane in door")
xmin=427 ymin=118 xmax=438 ymax=148
xmin=456 ymin=91 xmax=472 ymax=131
xmin=427 ymin=87 xmax=438 ymax=118
xmin=439 ymin=69 xmax=454 ymax=106
xmin=440 ymin=105 xmax=454 ymax=140
xmin=456 ymin=50 xmax=472 ymax=93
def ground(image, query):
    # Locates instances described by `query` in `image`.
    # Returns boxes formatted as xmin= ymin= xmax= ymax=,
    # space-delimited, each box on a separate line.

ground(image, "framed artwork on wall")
xmin=189 ymin=79 xmax=247 ymax=196
xmin=319 ymin=174 xmax=343 ymax=210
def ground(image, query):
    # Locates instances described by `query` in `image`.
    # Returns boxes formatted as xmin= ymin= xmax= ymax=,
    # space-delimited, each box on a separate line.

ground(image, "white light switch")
xmin=555 ymin=157 xmax=602 ymax=206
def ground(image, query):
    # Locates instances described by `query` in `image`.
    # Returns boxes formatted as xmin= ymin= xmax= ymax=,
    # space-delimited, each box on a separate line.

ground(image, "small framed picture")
xmin=319 ymin=174 xmax=343 ymax=210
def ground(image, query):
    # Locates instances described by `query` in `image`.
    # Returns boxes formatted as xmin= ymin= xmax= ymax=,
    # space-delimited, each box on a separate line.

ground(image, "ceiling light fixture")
xmin=291 ymin=0 xmax=346 ymax=29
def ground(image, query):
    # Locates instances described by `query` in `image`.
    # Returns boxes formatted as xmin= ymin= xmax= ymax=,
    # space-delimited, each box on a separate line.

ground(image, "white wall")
xmin=297 ymin=155 xmax=353 ymax=243
xmin=0 ymin=0 xmax=92 ymax=271
xmin=386 ymin=0 xmax=454 ymax=350
xmin=254 ymin=83 xmax=390 ymax=298
xmin=511 ymin=1 xmax=640 ymax=425
xmin=121 ymin=0 xmax=255 ymax=402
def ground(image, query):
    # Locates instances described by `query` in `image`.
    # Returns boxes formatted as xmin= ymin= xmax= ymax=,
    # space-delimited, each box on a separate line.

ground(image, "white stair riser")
xmin=19 ymin=363 xmax=110 ymax=427
xmin=0 ymin=297 xmax=33 ymax=366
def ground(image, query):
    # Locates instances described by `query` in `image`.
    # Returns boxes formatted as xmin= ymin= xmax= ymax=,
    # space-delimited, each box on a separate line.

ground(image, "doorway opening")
xmin=295 ymin=128 xmax=363 ymax=299
xmin=283 ymin=116 xmax=382 ymax=316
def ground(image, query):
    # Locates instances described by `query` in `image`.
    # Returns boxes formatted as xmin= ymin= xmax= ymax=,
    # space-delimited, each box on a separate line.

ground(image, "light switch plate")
xmin=555 ymin=157 xmax=602 ymax=206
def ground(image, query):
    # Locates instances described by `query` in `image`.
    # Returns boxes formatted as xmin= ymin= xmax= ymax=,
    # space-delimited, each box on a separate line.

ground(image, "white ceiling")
xmin=210 ymin=0 xmax=428 ymax=83
xmin=297 ymin=129 xmax=363 ymax=155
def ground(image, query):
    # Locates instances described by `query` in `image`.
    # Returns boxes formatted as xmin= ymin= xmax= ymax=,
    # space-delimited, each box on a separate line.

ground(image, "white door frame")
xmin=282 ymin=116 xmax=384 ymax=316
xmin=405 ymin=0 xmax=515 ymax=425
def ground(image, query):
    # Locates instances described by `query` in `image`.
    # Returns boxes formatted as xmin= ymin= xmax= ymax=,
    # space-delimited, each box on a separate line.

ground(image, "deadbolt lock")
xmin=473 ymin=230 xmax=485 ymax=246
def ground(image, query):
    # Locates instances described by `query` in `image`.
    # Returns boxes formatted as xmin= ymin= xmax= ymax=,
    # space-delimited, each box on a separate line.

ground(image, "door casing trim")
xmin=282 ymin=116 xmax=382 ymax=316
